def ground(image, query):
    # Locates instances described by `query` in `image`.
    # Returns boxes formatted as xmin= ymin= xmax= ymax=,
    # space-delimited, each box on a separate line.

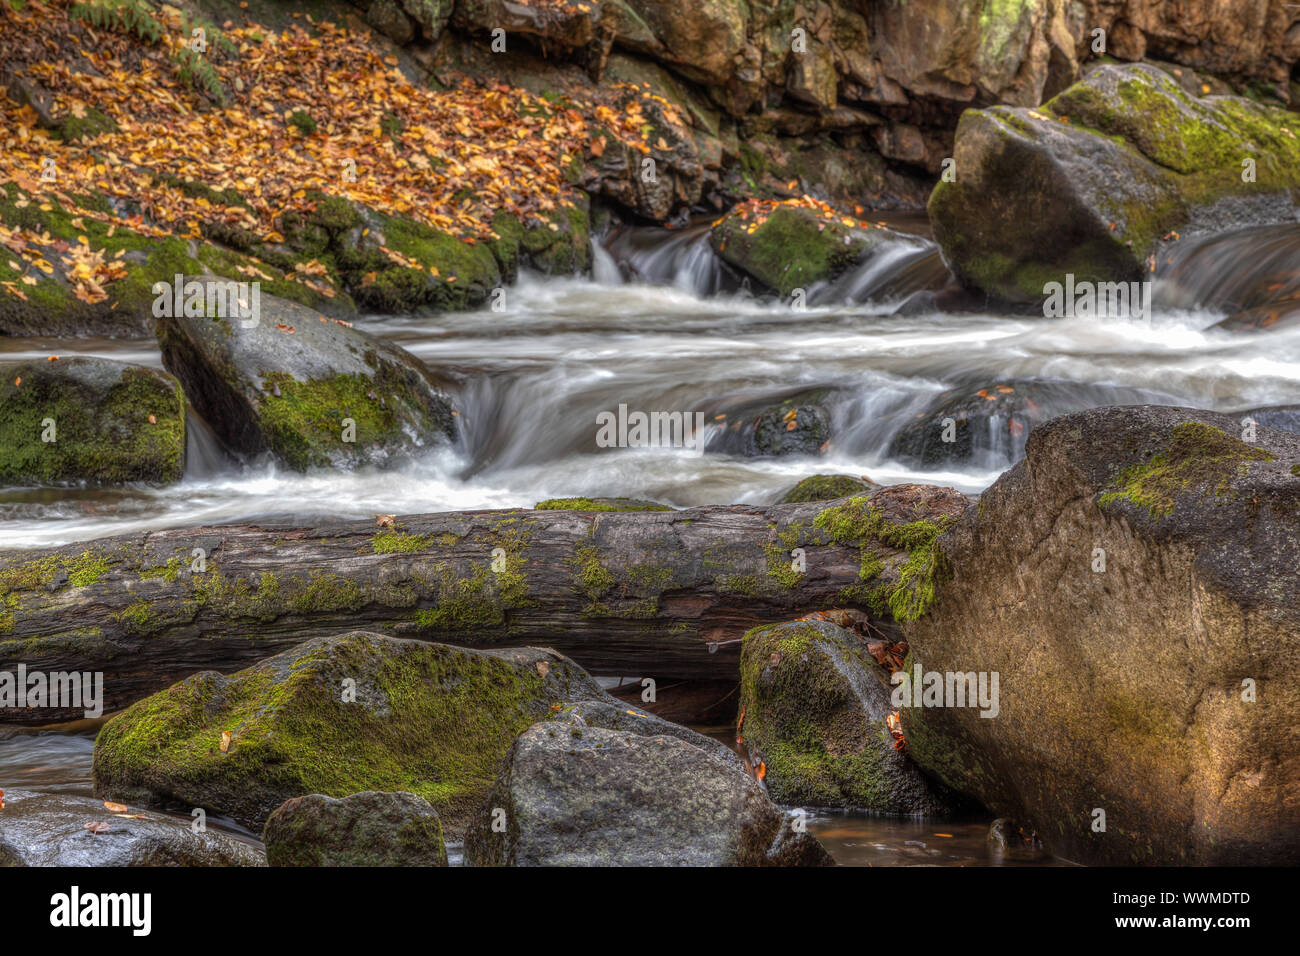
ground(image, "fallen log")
xmin=0 ymin=484 xmax=968 ymax=724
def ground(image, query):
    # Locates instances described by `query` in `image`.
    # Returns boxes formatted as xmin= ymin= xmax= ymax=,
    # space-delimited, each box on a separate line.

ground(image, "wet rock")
xmin=156 ymin=293 xmax=456 ymax=472
xmin=1214 ymin=302 xmax=1300 ymax=333
xmin=739 ymin=619 xmax=960 ymax=814
xmin=778 ymin=474 xmax=879 ymax=504
xmin=987 ymin=817 xmax=1049 ymax=862
xmin=262 ymin=791 xmax=448 ymax=867
xmin=464 ymin=719 xmax=834 ymax=866
xmin=0 ymin=357 xmax=185 ymax=486
xmin=704 ymin=388 xmax=834 ymax=458
xmin=886 ymin=377 xmax=1175 ymax=470
xmin=0 ymin=789 xmax=263 ymax=866
xmin=930 ymin=65 xmax=1300 ymax=303
xmin=364 ymin=0 xmax=417 ymax=45
xmin=902 ymin=405 xmax=1300 ymax=865
xmin=556 ymin=697 xmax=745 ymax=773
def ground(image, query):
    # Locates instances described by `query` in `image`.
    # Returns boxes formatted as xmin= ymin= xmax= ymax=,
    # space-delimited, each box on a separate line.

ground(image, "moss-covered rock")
xmin=710 ymin=200 xmax=899 ymax=297
xmin=930 ymin=64 xmax=1300 ymax=303
xmin=534 ymin=496 xmax=673 ymax=512
xmin=902 ymin=405 xmax=1300 ymax=864
xmin=262 ymin=790 xmax=448 ymax=866
xmin=0 ymin=357 xmax=185 ymax=485
xmin=92 ymin=632 xmax=610 ymax=835
xmin=738 ymin=619 xmax=960 ymax=813
xmin=489 ymin=200 xmax=592 ymax=281
xmin=778 ymin=474 xmax=879 ymax=503
xmin=156 ymin=293 xmax=456 ymax=471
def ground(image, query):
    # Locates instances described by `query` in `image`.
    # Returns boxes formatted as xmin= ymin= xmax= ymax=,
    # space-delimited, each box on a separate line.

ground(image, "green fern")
xmin=69 ymin=0 xmax=163 ymax=44
xmin=172 ymin=47 xmax=226 ymax=105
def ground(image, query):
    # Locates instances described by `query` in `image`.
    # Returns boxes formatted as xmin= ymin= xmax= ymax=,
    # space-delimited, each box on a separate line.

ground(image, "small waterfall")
xmin=599 ymin=223 xmax=744 ymax=296
xmin=183 ymin=408 xmax=237 ymax=479
xmin=1156 ymin=222 xmax=1300 ymax=313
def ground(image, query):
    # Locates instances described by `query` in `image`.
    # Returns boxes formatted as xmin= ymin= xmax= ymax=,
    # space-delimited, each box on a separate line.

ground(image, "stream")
xmin=2 ymin=220 xmax=1298 ymax=865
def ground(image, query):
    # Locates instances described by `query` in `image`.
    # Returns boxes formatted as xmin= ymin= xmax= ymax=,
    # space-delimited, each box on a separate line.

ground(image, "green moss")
xmin=256 ymin=371 xmax=405 ymax=471
xmin=1291 ymin=464 xmax=1300 ymax=477
xmin=56 ymin=107 xmax=118 ymax=143
xmin=140 ymin=557 xmax=183 ymax=582
xmin=67 ymin=551 xmax=112 ymax=588
xmin=814 ymin=497 xmax=953 ymax=621
xmin=1098 ymin=422 xmax=1275 ymax=519
xmin=534 ymin=497 xmax=671 ymax=512
xmin=372 ymin=531 xmax=434 ymax=554
xmin=712 ymin=204 xmax=871 ymax=296
xmin=779 ymin=474 xmax=875 ymax=503
xmin=288 ymin=109 xmax=317 ymax=135
xmin=572 ymin=546 xmax=614 ymax=602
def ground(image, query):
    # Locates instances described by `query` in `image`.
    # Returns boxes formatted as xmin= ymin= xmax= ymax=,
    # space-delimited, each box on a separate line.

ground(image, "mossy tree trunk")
xmin=0 ymin=487 xmax=968 ymax=723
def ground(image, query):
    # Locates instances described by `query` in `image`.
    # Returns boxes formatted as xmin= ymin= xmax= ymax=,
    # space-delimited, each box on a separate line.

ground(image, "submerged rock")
xmin=930 ymin=65 xmax=1300 ymax=303
xmin=262 ymin=791 xmax=448 ymax=867
xmin=704 ymin=387 xmax=834 ymax=458
xmin=778 ymin=474 xmax=879 ymax=503
xmin=987 ymin=818 xmax=1049 ymax=863
xmin=464 ymin=719 xmax=834 ymax=866
xmin=93 ymin=632 xmax=607 ymax=835
xmin=902 ymin=405 xmax=1300 ymax=865
xmin=0 ymin=357 xmax=185 ymax=485
xmin=157 ymin=293 xmax=456 ymax=472
xmin=0 ymin=789 xmax=263 ymax=866
xmin=887 ymin=377 xmax=1174 ymax=469
xmin=739 ymin=619 xmax=959 ymax=814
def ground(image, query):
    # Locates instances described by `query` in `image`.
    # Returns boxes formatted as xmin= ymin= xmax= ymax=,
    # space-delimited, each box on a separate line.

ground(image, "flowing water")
xmin=1 ymin=222 xmax=1297 ymax=865
xmin=3 ymin=221 xmax=1298 ymax=550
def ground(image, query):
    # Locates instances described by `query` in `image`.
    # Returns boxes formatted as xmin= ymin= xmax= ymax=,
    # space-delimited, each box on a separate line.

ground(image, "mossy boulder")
xmin=464 ymin=717 xmax=834 ymax=866
xmin=778 ymin=474 xmax=879 ymax=504
xmin=0 ymin=789 xmax=264 ymax=866
xmin=262 ymin=791 xmax=448 ymax=866
xmin=902 ymin=405 xmax=1300 ymax=864
xmin=489 ymin=201 xmax=592 ymax=281
xmin=534 ymin=496 xmax=673 ymax=512
xmin=264 ymin=194 xmax=501 ymax=313
xmin=156 ymin=293 xmax=456 ymax=471
xmin=0 ymin=184 xmax=204 ymax=336
xmin=0 ymin=357 xmax=185 ymax=485
xmin=739 ymin=619 xmax=960 ymax=814
xmin=92 ymin=632 xmax=611 ymax=835
xmin=710 ymin=201 xmax=899 ymax=297
xmin=930 ymin=64 xmax=1300 ymax=303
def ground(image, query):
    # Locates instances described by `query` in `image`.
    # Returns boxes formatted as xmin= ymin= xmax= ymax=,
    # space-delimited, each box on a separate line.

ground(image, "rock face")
xmin=0 ymin=789 xmax=263 ymax=866
xmin=262 ymin=791 xmax=448 ymax=867
xmin=739 ymin=619 xmax=958 ymax=814
xmin=0 ymin=357 xmax=185 ymax=485
xmin=93 ymin=632 xmax=608 ymax=835
xmin=930 ymin=65 xmax=1300 ymax=302
xmin=157 ymin=293 xmax=456 ymax=472
xmin=902 ymin=405 xmax=1300 ymax=865
xmin=463 ymin=718 xmax=834 ymax=866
